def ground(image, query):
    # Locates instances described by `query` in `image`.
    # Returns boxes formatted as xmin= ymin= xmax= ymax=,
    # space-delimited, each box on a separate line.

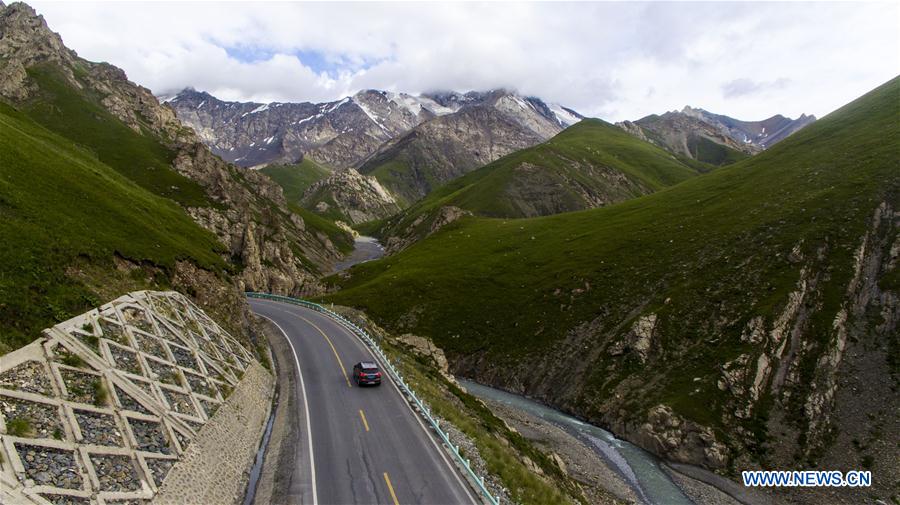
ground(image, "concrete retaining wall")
xmin=0 ymin=290 xmax=273 ymax=505
xmin=153 ymin=362 xmax=273 ymax=504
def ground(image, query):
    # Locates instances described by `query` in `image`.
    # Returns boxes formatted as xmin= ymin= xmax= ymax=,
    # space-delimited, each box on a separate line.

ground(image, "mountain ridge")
xmin=617 ymin=105 xmax=815 ymax=165
xmin=167 ymin=86 xmax=582 ymax=170
xmin=681 ymin=105 xmax=816 ymax=148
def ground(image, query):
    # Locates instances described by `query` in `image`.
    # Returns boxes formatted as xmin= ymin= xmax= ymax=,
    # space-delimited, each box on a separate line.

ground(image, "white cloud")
xmin=29 ymin=1 xmax=900 ymax=122
xmin=722 ymin=78 xmax=791 ymax=99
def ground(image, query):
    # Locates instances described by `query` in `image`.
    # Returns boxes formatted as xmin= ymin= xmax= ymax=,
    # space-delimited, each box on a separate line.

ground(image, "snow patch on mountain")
xmin=322 ymin=97 xmax=350 ymax=114
xmin=548 ymin=104 xmax=582 ymax=127
xmin=354 ymin=98 xmax=386 ymax=129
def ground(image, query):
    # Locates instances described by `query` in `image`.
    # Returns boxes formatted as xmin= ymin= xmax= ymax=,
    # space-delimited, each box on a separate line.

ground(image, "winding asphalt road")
xmin=249 ymin=298 xmax=477 ymax=505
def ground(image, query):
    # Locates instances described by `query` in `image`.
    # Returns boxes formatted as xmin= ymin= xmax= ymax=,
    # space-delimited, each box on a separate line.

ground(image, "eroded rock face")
xmin=169 ymin=146 xmax=337 ymax=295
xmin=633 ymin=405 xmax=729 ymax=469
xmin=0 ymin=2 xmax=344 ymax=296
xmin=0 ymin=2 xmax=69 ymax=100
xmin=301 ymin=168 xmax=401 ymax=224
xmin=607 ymin=314 xmax=657 ymax=363
xmin=392 ymin=333 xmax=452 ymax=381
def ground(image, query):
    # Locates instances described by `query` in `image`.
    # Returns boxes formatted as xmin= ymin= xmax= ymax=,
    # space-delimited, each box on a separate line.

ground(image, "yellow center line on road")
xmin=359 ymin=409 xmax=370 ymax=432
xmin=383 ymin=472 xmax=400 ymax=505
xmin=293 ymin=314 xmax=352 ymax=387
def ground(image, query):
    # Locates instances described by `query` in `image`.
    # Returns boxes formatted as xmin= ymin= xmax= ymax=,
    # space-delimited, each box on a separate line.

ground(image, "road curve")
xmin=249 ymin=298 xmax=478 ymax=505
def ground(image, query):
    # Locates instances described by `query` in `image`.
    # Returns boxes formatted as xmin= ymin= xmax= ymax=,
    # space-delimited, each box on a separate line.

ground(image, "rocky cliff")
xmin=300 ymin=168 xmax=402 ymax=225
xmin=0 ymin=2 xmax=347 ymax=296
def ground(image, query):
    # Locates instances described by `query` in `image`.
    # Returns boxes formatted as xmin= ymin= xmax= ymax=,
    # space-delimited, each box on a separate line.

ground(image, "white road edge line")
xmin=297 ymin=305 xmax=480 ymax=505
xmin=255 ymin=312 xmax=318 ymax=505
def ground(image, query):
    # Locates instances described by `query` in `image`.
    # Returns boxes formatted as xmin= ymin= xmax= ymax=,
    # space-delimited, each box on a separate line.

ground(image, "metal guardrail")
xmin=246 ymin=292 xmax=501 ymax=505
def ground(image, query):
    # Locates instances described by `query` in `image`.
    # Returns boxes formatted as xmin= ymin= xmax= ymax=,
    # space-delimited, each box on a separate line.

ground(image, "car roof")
xmin=358 ymin=361 xmax=378 ymax=369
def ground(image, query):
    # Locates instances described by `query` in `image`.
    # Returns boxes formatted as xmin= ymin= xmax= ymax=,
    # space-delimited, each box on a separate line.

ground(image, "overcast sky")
xmin=30 ymin=1 xmax=899 ymax=122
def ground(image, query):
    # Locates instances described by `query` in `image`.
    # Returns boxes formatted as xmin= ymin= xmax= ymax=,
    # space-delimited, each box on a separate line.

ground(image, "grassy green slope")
xmin=325 ymin=78 xmax=899 ymax=437
xmin=438 ymin=119 xmax=699 ymax=217
xmin=688 ymin=135 xmax=749 ymax=166
xmin=0 ymin=102 xmax=228 ymax=353
xmin=21 ymin=64 xmax=211 ymax=208
xmin=365 ymin=159 xmax=415 ymax=208
xmin=260 ymin=158 xmax=331 ymax=203
xmin=359 ymin=129 xmax=457 ymax=208
xmin=290 ymin=204 xmax=354 ymax=255
xmin=378 ymin=118 xmax=699 ymax=243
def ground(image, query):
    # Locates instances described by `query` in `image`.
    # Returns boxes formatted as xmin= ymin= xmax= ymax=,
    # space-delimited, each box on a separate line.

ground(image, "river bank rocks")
xmin=480 ymin=398 xmax=636 ymax=504
xmin=632 ymin=405 xmax=728 ymax=469
xmin=0 ymin=290 xmax=271 ymax=505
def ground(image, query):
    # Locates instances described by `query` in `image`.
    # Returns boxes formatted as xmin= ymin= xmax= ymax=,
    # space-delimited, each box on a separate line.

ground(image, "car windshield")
xmin=362 ymin=368 xmax=378 ymax=373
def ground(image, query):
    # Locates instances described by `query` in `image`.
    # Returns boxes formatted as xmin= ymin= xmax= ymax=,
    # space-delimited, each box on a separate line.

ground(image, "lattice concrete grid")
xmin=0 ymin=290 xmax=257 ymax=505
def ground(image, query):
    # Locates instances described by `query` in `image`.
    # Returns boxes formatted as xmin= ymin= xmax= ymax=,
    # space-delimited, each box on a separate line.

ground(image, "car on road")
xmin=353 ymin=361 xmax=382 ymax=386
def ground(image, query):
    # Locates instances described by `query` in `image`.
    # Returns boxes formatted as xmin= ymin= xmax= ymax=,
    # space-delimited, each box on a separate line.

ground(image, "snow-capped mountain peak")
xmin=165 ymin=87 xmax=583 ymax=168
